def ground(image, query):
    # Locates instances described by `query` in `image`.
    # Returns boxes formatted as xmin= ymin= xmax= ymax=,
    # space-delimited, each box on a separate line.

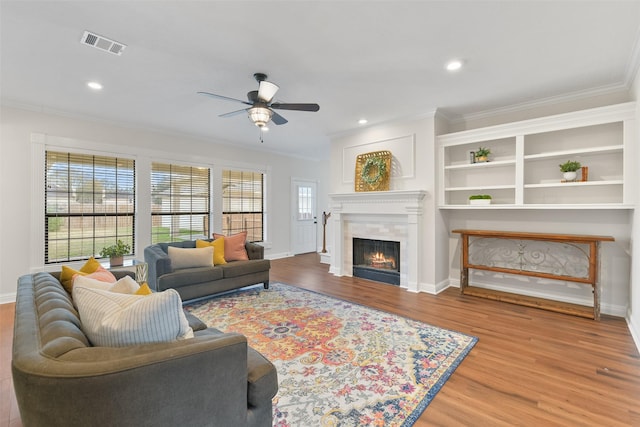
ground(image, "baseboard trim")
xmin=626 ymin=309 xmax=640 ymax=353
xmin=446 ymin=277 xmax=626 ymax=317
xmin=265 ymin=252 xmax=291 ymax=260
xmin=0 ymin=292 xmax=16 ymax=305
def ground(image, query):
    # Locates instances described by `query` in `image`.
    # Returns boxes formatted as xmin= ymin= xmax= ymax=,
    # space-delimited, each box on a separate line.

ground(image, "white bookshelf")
xmin=437 ymin=102 xmax=636 ymax=209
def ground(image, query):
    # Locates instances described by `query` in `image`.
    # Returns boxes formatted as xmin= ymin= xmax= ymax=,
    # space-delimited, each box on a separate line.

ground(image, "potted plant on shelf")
xmin=559 ymin=160 xmax=581 ymax=182
xmin=475 ymin=147 xmax=491 ymax=162
xmin=99 ymin=239 xmax=131 ymax=267
xmin=469 ymin=194 xmax=492 ymax=205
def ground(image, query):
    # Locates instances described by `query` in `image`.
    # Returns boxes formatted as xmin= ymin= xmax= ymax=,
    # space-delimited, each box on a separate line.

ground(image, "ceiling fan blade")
xmin=257 ymin=81 xmax=279 ymax=103
xmin=198 ymin=91 xmax=252 ymax=106
xmin=271 ymin=111 xmax=288 ymax=125
xmin=270 ymin=103 xmax=320 ymax=112
xmin=219 ymin=108 xmax=248 ymax=118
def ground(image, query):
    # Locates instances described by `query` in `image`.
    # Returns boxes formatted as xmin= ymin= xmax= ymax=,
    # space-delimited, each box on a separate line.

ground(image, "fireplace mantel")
xmin=329 ymin=190 xmax=426 ymax=292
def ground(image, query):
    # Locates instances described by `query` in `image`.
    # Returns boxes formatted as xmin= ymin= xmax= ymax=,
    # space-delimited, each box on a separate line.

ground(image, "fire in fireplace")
xmin=352 ymin=238 xmax=400 ymax=285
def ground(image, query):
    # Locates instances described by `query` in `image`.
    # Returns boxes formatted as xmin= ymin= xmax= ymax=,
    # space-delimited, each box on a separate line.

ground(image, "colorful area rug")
xmin=184 ymin=283 xmax=477 ymax=426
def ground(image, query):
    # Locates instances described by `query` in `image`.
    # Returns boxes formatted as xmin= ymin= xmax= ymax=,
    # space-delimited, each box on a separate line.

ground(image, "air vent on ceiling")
xmin=81 ymin=31 xmax=126 ymax=56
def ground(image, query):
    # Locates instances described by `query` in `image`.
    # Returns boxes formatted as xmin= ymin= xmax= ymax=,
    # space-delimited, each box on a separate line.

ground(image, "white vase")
xmin=469 ymin=199 xmax=491 ymax=205
xmin=563 ymin=171 xmax=577 ymax=181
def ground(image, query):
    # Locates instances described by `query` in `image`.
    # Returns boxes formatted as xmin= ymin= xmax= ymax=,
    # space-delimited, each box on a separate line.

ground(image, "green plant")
xmin=99 ymin=239 xmax=131 ymax=258
xmin=559 ymin=160 xmax=581 ymax=172
xmin=469 ymin=194 xmax=492 ymax=200
xmin=475 ymin=147 xmax=491 ymax=158
xmin=361 ymin=156 xmax=387 ymax=186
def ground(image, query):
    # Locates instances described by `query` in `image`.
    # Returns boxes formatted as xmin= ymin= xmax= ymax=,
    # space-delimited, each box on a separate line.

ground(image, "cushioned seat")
xmin=221 ymin=259 xmax=271 ymax=279
xmin=159 ymin=266 xmax=225 ymax=288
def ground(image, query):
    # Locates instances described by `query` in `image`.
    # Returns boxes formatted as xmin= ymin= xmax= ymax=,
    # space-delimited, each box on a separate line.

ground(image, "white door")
xmin=291 ymin=179 xmax=317 ymax=254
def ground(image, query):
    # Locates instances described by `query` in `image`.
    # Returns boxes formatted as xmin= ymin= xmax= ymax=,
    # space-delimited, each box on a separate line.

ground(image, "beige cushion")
xmin=74 ymin=287 xmax=193 ymax=347
xmin=168 ymin=246 xmax=214 ymax=269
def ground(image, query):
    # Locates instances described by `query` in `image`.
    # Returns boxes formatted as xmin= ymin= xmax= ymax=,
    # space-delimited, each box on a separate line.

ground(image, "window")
xmin=297 ymin=185 xmax=314 ymax=220
xmin=151 ymin=162 xmax=210 ymax=243
xmin=45 ymin=151 xmax=135 ymax=263
xmin=222 ymin=170 xmax=263 ymax=242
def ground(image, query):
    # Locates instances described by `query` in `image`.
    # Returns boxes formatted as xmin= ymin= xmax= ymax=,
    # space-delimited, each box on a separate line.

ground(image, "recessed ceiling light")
xmin=87 ymin=81 xmax=103 ymax=90
xmin=358 ymin=119 xmax=368 ymax=125
xmin=446 ymin=60 xmax=463 ymax=71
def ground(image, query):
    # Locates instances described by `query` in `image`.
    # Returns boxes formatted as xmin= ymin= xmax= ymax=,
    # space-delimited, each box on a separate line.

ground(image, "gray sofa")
xmin=12 ymin=271 xmax=278 ymax=427
xmin=145 ymin=240 xmax=270 ymax=301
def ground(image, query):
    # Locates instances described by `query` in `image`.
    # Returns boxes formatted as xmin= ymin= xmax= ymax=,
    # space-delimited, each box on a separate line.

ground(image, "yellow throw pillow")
xmin=196 ymin=239 xmax=227 ymax=265
xmin=60 ymin=257 xmax=102 ymax=292
xmin=135 ymin=283 xmax=153 ymax=295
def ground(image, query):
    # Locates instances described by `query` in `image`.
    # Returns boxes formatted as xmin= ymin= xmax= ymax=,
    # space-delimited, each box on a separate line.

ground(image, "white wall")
xmin=629 ymin=70 xmax=640 ymax=347
xmin=0 ymin=106 xmax=329 ymax=302
xmin=329 ymin=113 xmax=449 ymax=291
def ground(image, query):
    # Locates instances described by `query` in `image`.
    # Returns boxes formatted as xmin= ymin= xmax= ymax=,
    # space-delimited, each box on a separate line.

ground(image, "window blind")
xmin=222 ymin=169 xmax=263 ymax=242
xmin=151 ymin=162 xmax=210 ymax=243
xmin=45 ymin=151 xmax=135 ymax=263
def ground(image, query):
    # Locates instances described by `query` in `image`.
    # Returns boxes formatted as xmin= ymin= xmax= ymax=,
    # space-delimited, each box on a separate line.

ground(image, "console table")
xmin=452 ymin=229 xmax=615 ymax=320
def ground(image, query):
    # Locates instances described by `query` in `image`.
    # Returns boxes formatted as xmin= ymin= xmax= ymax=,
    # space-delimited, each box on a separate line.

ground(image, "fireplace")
xmin=353 ymin=238 xmax=400 ymax=285
xmin=329 ymin=190 xmax=426 ymax=292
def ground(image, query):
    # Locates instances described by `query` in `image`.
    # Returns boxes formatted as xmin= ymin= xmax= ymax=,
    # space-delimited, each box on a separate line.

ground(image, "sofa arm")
xmin=245 ymin=242 xmax=264 ymax=260
xmin=144 ymin=244 xmax=172 ymax=292
xmin=13 ymin=333 xmax=252 ymax=427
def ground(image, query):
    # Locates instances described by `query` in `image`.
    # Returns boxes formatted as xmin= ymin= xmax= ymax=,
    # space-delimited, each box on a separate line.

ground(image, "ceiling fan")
xmin=198 ymin=73 xmax=320 ymax=129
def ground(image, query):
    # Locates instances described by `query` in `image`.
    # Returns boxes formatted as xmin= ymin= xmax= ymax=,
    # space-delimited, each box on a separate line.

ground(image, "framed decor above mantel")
xmin=342 ymin=134 xmax=415 ymax=184
xmin=355 ymin=150 xmax=391 ymax=192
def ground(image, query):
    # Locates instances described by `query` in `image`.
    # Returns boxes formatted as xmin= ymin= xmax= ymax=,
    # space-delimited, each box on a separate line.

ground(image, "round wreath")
xmin=361 ymin=156 xmax=387 ymax=186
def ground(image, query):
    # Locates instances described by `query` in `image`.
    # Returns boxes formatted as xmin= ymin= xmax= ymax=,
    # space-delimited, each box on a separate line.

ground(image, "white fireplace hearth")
xmin=328 ymin=190 xmax=426 ymax=292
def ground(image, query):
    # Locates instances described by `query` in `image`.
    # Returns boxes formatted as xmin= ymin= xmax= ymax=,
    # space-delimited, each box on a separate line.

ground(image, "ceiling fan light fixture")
xmin=257 ymin=81 xmax=279 ymax=102
xmin=248 ymin=106 xmax=273 ymax=127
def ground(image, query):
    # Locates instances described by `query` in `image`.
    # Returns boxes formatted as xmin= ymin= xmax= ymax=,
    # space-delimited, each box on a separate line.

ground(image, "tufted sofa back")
xmin=30 ymin=272 xmax=90 ymax=357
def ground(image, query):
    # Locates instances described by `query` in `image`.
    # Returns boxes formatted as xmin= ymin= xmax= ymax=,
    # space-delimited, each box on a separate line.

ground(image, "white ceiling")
xmin=2 ymin=1 xmax=640 ymax=160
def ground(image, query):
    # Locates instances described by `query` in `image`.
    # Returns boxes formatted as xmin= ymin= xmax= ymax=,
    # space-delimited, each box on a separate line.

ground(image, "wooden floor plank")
xmin=2 ymin=252 xmax=640 ymax=426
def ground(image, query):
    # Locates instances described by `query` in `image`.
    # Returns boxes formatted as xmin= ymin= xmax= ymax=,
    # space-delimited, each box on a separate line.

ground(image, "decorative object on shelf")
xmin=355 ymin=150 xmax=391 ymax=192
xmin=474 ymin=147 xmax=491 ymax=162
xmin=468 ymin=194 xmax=492 ymax=205
xmin=559 ymin=160 xmax=581 ymax=182
xmin=469 ymin=151 xmax=476 ymax=164
xmin=581 ymin=166 xmax=589 ymax=182
xmin=135 ymin=262 xmax=148 ymax=284
xmin=321 ymin=211 xmax=331 ymax=253
xmin=99 ymin=239 xmax=131 ymax=267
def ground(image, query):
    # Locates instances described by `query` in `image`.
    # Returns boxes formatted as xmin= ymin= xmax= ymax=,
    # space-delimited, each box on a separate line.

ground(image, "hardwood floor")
xmin=3 ymin=252 xmax=640 ymax=426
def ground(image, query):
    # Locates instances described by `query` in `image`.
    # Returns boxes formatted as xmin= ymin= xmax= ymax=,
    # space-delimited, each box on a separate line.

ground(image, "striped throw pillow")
xmin=74 ymin=287 xmax=193 ymax=347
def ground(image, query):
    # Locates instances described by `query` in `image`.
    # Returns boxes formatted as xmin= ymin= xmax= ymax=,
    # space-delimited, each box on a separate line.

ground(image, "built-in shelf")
xmin=523 ymin=145 xmax=623 ymax=161
xmin=445 ymin=184 xmax=516 ymax=192
xmin=444 ymin=159 xmax=516 ymax=170
xmin=437 ymin=102 xmax=636 ymax=209
xmin=524 ymin=180 xmax=623 ymax=189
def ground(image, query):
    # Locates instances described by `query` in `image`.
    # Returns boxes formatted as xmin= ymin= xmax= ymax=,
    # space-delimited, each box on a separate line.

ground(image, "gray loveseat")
xmin=12 ymin=271 xmax=278 ymax=427
xmin=145 ymin=240 xmax=270 ymax=301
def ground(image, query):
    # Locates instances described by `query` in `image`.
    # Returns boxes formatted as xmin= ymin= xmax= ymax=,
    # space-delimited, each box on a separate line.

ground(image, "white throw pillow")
xmin=74 ymin=287 xmax=194 ymax=347
xmin=73 ymin=274 xmax=140 ymax=295
xmin=168 ymin=246 xmax=214 ymax=269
